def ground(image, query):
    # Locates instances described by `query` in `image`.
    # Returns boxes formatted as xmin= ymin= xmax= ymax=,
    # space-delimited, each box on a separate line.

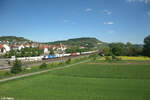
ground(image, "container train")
xmin=9 ymin=51 xmax=97 ymax=61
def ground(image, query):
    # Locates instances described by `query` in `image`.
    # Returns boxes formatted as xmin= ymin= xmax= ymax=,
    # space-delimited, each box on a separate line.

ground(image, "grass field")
xmin=0 ymin=60 xmax=150 ymax=100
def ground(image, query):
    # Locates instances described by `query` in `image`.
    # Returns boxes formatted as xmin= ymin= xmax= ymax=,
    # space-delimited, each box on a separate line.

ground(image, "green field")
xmin=0 ymin=61 xmax=150 ymax=100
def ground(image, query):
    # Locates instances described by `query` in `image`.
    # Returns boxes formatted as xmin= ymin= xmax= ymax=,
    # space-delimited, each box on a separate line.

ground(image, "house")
xmin=18 ymin=44 xmax=25 ymax=50
xmin=11 ymin=45 xmax=19 ymax=51
xmin=2 ymin=44 xmax=10 ymax=53
xmin=39 ymin=45 xmax=50 ymax=54
xmin=49 ymin=45 xmax=56 ymax=50
xmin=31 ymin=43 xmax=38 ymax=48
xmin=25 ymin=44 xmax=30 ymax=48
xmin=56 ymin=43 xmax=67 ymax=54
xmin=44 ymin=48 xmax=49 ymax=54
xmin=0 ymin=44 xmax=3 ymax=54
xmin=80 ymin=46 xmax=85 ymax=49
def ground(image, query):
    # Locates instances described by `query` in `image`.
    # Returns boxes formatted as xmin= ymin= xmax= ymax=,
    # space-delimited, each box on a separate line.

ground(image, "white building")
xmin=18 ymin=44 xmax=25 ymax=50
xmin=3 ymin=44 xmax=10 ymax=53
xmin=44 ymin=48 xmax=49 ymax=54
xmin=0 ymin=44 xmax=3 ymax=54
xmin=56 ymin=44 xmax=67 ymax=54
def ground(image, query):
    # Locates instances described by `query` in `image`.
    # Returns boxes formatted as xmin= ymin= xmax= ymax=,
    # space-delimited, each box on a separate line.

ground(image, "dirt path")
xmin=0 ymin=60 xmax=89 ymax=83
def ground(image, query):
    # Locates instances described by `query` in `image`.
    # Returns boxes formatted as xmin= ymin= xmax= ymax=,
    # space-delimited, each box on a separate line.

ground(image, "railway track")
xmin=0 ymin=54 xmax=90 ymax=71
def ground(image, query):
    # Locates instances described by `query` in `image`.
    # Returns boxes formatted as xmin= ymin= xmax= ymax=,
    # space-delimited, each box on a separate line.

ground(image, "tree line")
xmin=101 ymin=35 xmax=150 ymax=57
xmin=4 ymin=47 xmax=43 ymax=58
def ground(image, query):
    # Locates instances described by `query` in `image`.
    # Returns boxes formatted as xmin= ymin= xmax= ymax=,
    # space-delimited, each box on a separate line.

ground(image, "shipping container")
xmin=76 ymin=52 xmax=80 ymax=55
xmin=64 ymin=53 xmax=71 ymax=56
xmin=71 ymin=53 xmax=77 ymax=56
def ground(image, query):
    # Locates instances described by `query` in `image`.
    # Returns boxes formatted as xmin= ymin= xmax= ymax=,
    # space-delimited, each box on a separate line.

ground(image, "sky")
xmin=0 ymin=0 xmax=150 ymax=44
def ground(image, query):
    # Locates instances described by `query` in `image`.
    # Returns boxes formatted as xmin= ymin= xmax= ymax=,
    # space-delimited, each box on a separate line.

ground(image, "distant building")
xmin=49 ymin=45 xmax=56 ymax=50
xmin=0 ymin=44 xmax=3 ymax=54
xmin=39 ymin=44 xmax=50 ymax=54
xmin=18 ymin=44 xmax=25 ymax=50
xmin=11 ymin=45 xmax=19 ymax=51
xmin=56 ymin=43 xmax=67 ymax=54
xmin=2 ymin=44 xmax=10 ymax=53
xmin=25 ymin=44 xmax=30 ymax=48
xmin=79 ymin=46 xmax=85 ymax=49
xmin=44 ymin=48 xmax=49 ymax=54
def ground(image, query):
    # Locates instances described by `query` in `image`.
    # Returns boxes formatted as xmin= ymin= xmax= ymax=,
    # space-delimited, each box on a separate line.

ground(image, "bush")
xmin=58 ymin=62 xmax=65 ymax=65
xmin=112 ymin=54 xmax=117 ymax=60
xmin=105 ymin=55 xmax=122 ymax=62
xmin=89 ymin=53 xmax=98 ymax=58
xmin=5 ymin=71 xmax=11 ymax=76
xmin=11 ymin=59 xmax=22 ymax=74
xmin=50 ymin=63 xmax=54 ymax=67
xmin=105 ymin=56 xmax=112 ymax=62
xmin=39 ymin=63 xmax=47 ymax=69
xmin=66 ymin=58 xmax=71 ymax=64
xmin=89 ymin=54 xmax=99 ymax=61
xmin=112 ymin=55 xmax=122 ymax=61
xmin=116 ymin=57 xmax=122 ymax=61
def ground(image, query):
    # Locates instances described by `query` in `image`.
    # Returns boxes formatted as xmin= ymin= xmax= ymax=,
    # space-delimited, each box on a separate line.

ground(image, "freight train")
xmin=9 ymin=51 xmax=97 ymax=61
xmin=42 ymin=51 xmax=97 ymax=60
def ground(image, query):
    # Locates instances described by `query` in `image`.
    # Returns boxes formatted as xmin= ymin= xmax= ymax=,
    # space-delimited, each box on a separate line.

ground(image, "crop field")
xmin=97 ymin=56 xmax=150 ymax=61
xmin=119 ymin=56 xmax=150 ymax=61
xmin=0 ymin=60 xmax=150 ymax=100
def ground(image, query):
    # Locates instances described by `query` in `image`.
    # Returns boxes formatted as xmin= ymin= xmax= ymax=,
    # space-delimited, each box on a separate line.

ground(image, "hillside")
xmin=0 ymin=36 xmax=107 ymax=48
xmin=0 ymin=36 xmax=31 ymax=43
xmin=48 ymin=37 xmax=104 ymax=48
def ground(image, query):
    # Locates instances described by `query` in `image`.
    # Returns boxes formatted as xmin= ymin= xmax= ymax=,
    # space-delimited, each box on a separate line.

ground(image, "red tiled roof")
xmin=0 ymin=44 xmax=3 ymax=49
xmin=39 ymin=45 xmax=49 ymax=50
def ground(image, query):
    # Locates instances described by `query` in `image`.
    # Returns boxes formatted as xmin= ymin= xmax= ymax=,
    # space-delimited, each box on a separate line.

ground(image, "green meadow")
xmin=0 ymin=61 xmax=150 ymax=100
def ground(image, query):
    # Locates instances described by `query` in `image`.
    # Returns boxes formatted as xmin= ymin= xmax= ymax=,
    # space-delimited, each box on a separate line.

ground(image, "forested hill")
xmin=0 ymin=36 xmax=31 ymax=43
xmin=48 ymin=37 xmax=103 ymax=48
xmin=0 ymin=36 xmax=105 ymax=48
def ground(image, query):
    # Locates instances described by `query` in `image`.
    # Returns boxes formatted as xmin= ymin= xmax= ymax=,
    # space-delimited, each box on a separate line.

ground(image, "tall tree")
xmin=49 ymin=49 xmax=54 ymax=55
xmin=143 ymin=35 xmax=150 ymax=57
xmin=109 ymin=43 xmax=125 ymax=56
xmin=11 ymin=59 xmax=22 ymax=74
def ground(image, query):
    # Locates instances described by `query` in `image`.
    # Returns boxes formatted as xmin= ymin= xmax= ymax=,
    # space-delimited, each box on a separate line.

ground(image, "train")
xmin=9 ymin=50 xmax=97 ymax=61
xmin=42 ymin=51 xmax=97 ymax=60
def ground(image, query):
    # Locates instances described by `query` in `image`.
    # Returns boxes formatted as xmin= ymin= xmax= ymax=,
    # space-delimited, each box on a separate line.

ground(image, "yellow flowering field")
xmin=119 ymin=56 xmax=150 ymax=61
xmin=98 ymin=56 xmax=150 ymax=61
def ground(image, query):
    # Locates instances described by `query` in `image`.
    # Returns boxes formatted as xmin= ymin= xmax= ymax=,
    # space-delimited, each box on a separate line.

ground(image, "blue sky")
xmin=0 ymin=0 xmax=150 ymax=44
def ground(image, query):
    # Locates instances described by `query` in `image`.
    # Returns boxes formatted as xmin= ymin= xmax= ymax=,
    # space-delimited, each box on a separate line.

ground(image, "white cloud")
xmin=63 ymin=20 xmax=76 ymax=24
xmin=85 ymin=8 xmax=92 ymax=12
xmin=127 ymin=0 xmax=150 ymax=4
xmin=147 ymin=11 xmax=150 ymax=16
xmin=104 ymin=10 xmax=112 ymax=15
xmin=104 ymin=21 xmax=114 ymax=25
xmin=63 ymin=20 xmax=70 ymax=23
xmin=108 ymin=30 xmax=115 ymax=34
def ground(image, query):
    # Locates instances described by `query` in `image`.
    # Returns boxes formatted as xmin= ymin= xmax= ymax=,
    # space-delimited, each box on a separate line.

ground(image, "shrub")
xmin=58 ymin=62 xmax=65 ymax=65
xmin=111 ymin=55 xmax=122 ymax=61
xmin=11 ymin=59 xmax=22 ymax=74
xmin=89 ymin=54 xmax=98 ymax=58
xmin=89 ymin=54 xmax=99 ymax=61
xmin=66 ymin=58 xmax=71 ymax=64
xmin=116 ymin=57 xmax=122 ymax=61
xmin=5 ymin=71 xmax=11 ymax=76
xmin=105 ymin=56 xmax=112 ymax=62
xmin=112 ymin=54 xmax=117 ymax=60
xmin=50 ymin=63 xmax=54 ymax=67
xmin=39 ymin=63 xmax=47 ymax=69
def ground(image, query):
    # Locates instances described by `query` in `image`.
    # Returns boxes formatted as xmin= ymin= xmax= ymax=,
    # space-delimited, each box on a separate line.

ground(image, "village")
xmin=0 ymin=41 xmax=68 ymax=55
xmin=0 ymin=40 xmax=96 ymax=68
